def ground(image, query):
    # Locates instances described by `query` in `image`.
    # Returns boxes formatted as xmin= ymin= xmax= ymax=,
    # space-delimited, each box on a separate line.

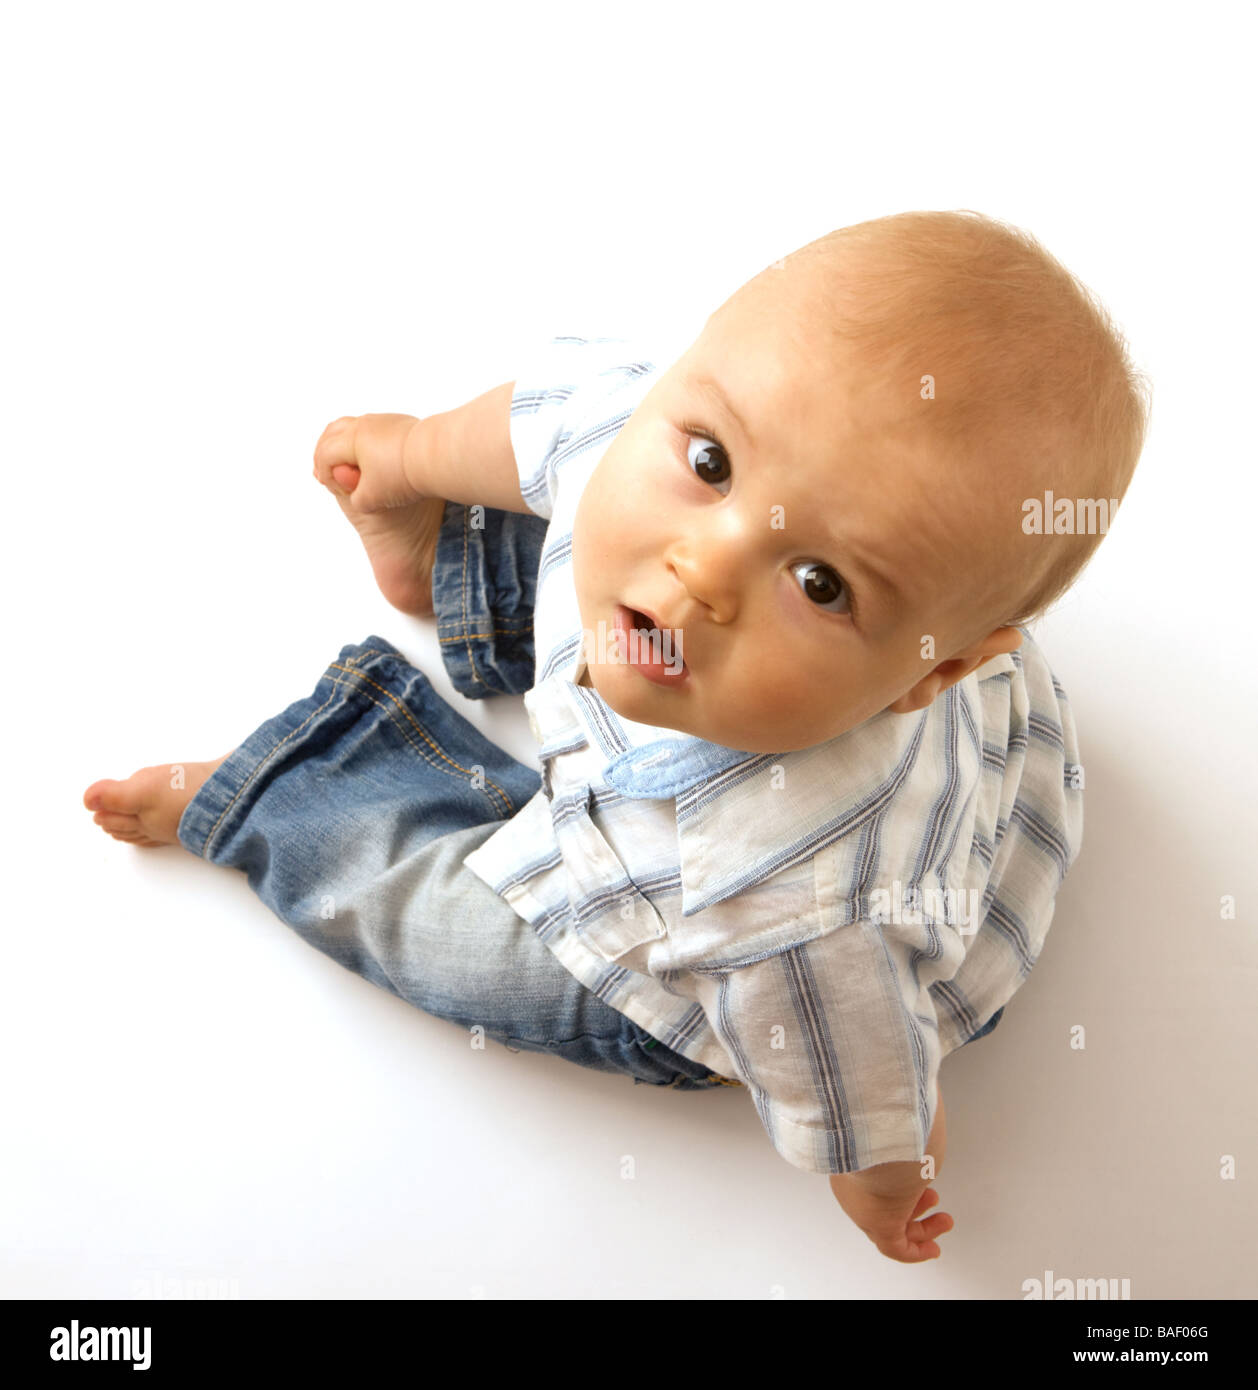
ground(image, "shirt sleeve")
xmin=686 ymin=935 xmax=945 ymax=1176
xmin=928 ymin=633 xmax=1085 ymax=1057
xmin=508 ymin=335 xmax=656 ymax=521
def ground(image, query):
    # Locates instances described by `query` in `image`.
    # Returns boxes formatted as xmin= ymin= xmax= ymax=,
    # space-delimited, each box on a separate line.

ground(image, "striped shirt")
xmin=462 ymin=334 xmax=1085 ymax=1175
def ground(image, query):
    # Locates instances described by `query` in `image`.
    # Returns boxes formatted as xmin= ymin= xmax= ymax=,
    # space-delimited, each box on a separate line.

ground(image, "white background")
xmin=3 ymin=0 xmax=1254 ymax=1300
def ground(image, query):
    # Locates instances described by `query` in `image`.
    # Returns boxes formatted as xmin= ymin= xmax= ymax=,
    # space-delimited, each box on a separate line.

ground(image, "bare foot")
xmin=83 ymin=755 xmax=232 ymax=848
xmin=321 ymin=463 xmax=445 ymax=618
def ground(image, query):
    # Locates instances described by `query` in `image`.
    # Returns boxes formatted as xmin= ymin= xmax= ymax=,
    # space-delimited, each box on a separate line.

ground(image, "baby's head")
xmin=572 ymin=210 xmax=1150 ymax=753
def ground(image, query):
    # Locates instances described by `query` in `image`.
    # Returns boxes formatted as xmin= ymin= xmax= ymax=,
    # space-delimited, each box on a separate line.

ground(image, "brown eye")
xmin=687 ymin=436 xmax=731 ymax=494
xmin=792 ymin=561 xmax=850 ymax=615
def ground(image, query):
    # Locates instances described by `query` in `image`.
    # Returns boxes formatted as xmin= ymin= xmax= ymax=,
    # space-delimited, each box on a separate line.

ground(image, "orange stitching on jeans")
xmin=323 ymin=675 xmax=515 ymax=816
xmin=452 ymin=509 xmax=535 ymax=689
xmin=202 ymin=668 xmax=518 ymax=856
xmin=326 ymin=662 xmax=517 ymax=813
xmin=458 ymin=509 xmax=497 ymax=690
xmin=436 ymin=629 xmax=530 ymax=643
xmin=201 ymin=685 xmax=344 ymax=858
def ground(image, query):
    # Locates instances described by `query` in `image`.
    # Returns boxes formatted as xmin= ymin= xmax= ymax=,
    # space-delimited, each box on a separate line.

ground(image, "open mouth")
xmin=614 ymin=604 xmax=688 ymax=685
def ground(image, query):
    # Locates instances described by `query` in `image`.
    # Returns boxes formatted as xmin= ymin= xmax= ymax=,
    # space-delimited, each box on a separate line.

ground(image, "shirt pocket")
xmin=547 ymin=783 xmax=668 ymax=966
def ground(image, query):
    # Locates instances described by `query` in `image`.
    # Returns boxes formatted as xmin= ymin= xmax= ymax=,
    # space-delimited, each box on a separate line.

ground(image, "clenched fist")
xmin=312 ymin=413 xmax=426 ymax=513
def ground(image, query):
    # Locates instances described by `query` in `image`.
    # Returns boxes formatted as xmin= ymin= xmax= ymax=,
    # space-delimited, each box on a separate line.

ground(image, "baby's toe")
xmin=84 ymin=767 xmax=168 ymax=814
xmin=83 ymin=779 xmax=111 ymax=811
xmin=93 ymin=809 xmax=141 ymax=834
xmin=84 ymin=777 xmax=139 ymax=813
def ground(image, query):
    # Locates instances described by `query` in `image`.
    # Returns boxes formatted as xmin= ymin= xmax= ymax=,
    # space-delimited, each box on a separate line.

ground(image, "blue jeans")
xmin=176 ymin=503 xmax=739 ymax=1090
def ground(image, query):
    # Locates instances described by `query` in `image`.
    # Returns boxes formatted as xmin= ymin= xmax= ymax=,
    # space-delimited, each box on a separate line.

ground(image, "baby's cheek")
xmin=576 ymin=486 xmax=617 ymax=562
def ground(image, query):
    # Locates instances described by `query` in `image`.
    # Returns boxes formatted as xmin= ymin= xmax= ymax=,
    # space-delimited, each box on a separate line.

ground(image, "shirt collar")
xmin=553 ymin=649 xmax=760 ymax=796
xmin=603 ymin=730 xmax=758 ymax=797
xmin=525 ymin=648 xmax=1000 ymax=917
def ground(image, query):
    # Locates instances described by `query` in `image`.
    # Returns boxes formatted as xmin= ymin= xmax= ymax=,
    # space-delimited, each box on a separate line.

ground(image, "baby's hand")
xmin=828 ymin=1173 xmax=954 ymax=1263
xmin=313 ymin=413 xmax=424 ymax=513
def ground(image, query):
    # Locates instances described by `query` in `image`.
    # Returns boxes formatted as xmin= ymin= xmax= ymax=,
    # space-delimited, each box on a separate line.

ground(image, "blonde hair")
xmin=782 ymin=210 xmax=1152 ymax=629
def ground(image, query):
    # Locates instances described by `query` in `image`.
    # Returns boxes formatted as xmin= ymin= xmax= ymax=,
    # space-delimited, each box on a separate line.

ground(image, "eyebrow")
xmin=687 ymin=368 xmax=905 ymax=622
xmin=817 ymin=514 xmax=905 ymax=622
xmin=690 ymin=371 xmax=756 ymax=451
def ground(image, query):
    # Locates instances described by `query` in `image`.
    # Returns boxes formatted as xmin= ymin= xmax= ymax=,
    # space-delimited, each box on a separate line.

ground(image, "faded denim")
xmin=177 ymin=503 xmax=739 ymax=1090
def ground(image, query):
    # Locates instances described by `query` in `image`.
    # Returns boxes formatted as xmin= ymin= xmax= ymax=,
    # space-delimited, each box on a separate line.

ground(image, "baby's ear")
xmin=886 ymin=673 xmax=948 ymax=715
xmin=885 ymin=626 xmax=1024 ymax=714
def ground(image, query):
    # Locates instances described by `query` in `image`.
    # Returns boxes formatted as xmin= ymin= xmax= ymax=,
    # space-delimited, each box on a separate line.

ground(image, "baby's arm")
xmin=313 ymin=384 xmax=534 ymax=517
xmin=827 ymin=1086 xmax=954 ymax=1262
xmin=408 ymin=383 xmax=533 ymax=514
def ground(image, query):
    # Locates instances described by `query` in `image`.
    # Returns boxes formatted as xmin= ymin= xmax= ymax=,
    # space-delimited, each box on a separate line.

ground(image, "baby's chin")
xmin=585 ymin=660 xmax=878 ymax=752
xmin=580 ymin=664 xmax=748 ymax=748
xmin=580 ymin=660 xmax=693 ymax=731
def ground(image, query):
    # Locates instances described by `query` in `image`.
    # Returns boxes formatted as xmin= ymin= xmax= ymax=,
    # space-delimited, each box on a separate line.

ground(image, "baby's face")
xmin=571 ymin=273 xmax=1008 ymax=753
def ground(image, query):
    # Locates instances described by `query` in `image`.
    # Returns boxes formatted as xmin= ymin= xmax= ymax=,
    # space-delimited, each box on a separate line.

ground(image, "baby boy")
xmin=84 ymin=211 xmax=1148 ymax=1264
